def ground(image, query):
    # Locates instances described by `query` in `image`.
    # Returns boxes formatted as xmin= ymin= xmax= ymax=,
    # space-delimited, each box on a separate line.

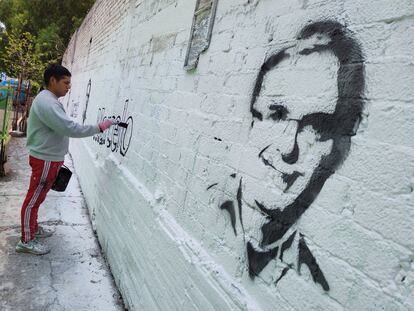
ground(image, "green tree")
xmin=0 ymin=0 xmax=95 ymax=85
xmin=3 ymin=31 xmax=43 ymax=81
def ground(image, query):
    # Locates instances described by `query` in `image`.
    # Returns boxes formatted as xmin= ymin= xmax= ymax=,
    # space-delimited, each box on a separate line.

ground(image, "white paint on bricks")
xmin=62 ymin=0 xmax=414 ymax=310
xmin=157 ymin=208 xmax=264 ymax=311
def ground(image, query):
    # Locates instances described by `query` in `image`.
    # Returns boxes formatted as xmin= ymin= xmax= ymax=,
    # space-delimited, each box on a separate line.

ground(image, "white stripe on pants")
xmin=23 ymin=161 xmax=50 ymax=242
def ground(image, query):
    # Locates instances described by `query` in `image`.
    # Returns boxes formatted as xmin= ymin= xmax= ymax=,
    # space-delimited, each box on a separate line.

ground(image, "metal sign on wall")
xmin=184 ymin=0 xmax=219 ymax=70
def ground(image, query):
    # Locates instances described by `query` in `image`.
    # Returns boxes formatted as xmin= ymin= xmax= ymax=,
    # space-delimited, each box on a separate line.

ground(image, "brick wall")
xmin=62 ymin=0 xmax=414 ymax=310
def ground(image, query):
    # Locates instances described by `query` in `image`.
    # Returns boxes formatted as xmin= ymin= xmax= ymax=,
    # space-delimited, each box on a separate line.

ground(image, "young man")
xmin=16 ymin=64 xmax=113 ymax=255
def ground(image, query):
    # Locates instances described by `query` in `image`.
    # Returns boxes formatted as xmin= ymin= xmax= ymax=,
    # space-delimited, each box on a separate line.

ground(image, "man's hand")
xmin=98 ymin=119 xmax=114 ymax=132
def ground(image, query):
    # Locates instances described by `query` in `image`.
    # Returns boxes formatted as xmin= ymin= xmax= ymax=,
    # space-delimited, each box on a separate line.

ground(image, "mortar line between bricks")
xmin=266 ymin=272 xmax=345 ymax=311
xmin=300 ymin=235 xmax=409 ymax=307
xmin=266 ymin=289 xmax=299 ymax=311
xmin=319 ymin=172 xmax=412 ymax=201
xmin=364 ymin=98 xmax=414 ymax=105
xmin=322 ymin=170 xmax=412 ymax=199
xmin=352 ymin=140 xmax=414 ymax=156
xmin=365 ymin=56 xmax=414 ymax=63
xmin=245 ymin=267 xmax=300 ymax=311
xmin=350 ymin=14 xmax=414 ymax=28
xmin=333 ymin=212 xmax=412 ymax=253
xmin=307 ymin=199 xmax=413 ymax=255
xmin=291 ymin=277 xmax=345 ymax=311
xmin=364 ymin=96 xmax=414 ymax=103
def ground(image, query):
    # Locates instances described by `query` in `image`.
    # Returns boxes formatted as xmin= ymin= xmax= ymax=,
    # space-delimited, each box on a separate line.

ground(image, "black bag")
xmin=51 ymin=165 xmax=72 ymax=192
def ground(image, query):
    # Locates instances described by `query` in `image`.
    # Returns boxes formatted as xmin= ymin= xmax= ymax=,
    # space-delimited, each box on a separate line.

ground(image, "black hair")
xmin=43 ymin=64 xmax=71 ymax=86
xmin=251 ymin=21 xmax=364 ymax=136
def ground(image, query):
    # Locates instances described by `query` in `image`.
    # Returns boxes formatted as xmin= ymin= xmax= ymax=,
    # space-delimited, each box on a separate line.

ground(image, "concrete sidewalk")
xmin=0 ymin=137 xmax=125 ymax=311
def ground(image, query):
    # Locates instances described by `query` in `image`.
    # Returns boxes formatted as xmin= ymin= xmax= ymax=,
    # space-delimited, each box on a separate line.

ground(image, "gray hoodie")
xmin=26 ymin=89 xmax=100 ymax=161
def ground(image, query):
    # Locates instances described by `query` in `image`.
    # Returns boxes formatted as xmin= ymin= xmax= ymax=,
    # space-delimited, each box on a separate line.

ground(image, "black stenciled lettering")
xmin=93 ymin=100 xmax=134 ymax=157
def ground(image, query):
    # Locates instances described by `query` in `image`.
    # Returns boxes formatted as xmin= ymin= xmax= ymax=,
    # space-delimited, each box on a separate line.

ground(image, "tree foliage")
xmin=0 ymin=0 xmax=95 ymax=85
xmin=3 ymin=31 xmax=43 ymax=81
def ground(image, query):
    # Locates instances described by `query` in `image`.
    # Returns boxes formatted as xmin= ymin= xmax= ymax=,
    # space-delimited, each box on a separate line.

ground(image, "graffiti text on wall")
xmin=82 ymin=79 xmax=91 ymax=125
xmin=208 ymin=20 xmax=365 ymax=291
xmin=93 ymin=99 xmax=134 ymax=157
xmin=70 ymin=100 xmax=80 ymax=118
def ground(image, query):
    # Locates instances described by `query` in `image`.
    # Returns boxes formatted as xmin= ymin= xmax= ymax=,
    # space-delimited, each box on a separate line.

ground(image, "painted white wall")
xmin=62 ymin=0 xmax=414 ymax=310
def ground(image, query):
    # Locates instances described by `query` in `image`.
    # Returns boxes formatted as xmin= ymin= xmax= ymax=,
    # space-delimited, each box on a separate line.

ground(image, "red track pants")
xmin=20 ymin=156 xmax=63 ymax=242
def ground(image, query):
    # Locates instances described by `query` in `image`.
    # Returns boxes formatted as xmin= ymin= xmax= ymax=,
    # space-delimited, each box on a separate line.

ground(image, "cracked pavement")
xmin=0 ymin=137 xmax=125 ymax=311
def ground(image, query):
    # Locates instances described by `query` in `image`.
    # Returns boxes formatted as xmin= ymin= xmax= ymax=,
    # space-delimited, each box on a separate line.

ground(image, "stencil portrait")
xmin=208 ymin=20 xmax=365 ymax=290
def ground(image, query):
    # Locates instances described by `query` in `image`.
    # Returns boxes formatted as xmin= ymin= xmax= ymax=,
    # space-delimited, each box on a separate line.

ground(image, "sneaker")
xmin=35 ymin=225 xmax=54 ymax=238
xmin=15 ymin=239 xmax=51 ymax=255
